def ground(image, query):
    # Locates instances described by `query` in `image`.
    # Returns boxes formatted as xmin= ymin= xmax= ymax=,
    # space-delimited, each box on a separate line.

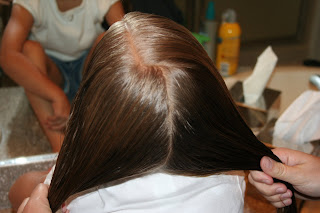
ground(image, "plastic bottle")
xmin=203 ymin=1 xmax=218 ymax=61
xmin=216 ymin=9 xmax=241 ymax=76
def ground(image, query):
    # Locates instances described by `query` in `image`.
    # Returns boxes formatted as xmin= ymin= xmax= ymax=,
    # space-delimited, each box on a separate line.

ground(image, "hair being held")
xmin=48 ymin=12 xmax=296 ymax=213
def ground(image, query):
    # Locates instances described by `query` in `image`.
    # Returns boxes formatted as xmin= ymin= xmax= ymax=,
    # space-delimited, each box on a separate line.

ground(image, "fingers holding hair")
xmin=17 ymin=183 xmax=52 ymax=213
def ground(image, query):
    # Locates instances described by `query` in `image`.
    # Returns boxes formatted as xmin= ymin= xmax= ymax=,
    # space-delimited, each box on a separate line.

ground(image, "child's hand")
xmin=46 ymin=93 xmax=70 ymax=131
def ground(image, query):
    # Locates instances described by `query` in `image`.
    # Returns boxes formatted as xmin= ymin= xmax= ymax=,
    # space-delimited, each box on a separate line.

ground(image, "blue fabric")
xmin=49 ymin=51 xmax=89 ymax=102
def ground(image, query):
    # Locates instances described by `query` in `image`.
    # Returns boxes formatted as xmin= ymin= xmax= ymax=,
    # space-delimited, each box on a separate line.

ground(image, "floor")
xmin=0 ymin=86 xmax=52 ymax=161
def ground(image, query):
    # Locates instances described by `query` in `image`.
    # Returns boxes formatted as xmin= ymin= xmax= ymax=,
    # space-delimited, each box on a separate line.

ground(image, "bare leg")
xmin=8 ymin=170 xmax=49 ymax=212
xmin=22 ymin=40 xmax=65 ymax=152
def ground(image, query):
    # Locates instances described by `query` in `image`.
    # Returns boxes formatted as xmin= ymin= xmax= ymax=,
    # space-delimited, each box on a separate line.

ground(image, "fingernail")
xmin=263 ymin=179 xmax=273 ymax=185
xmin=276 ymin=188 xmax=286 ymax=193
xmin=264 ymin=157 xmax=273 ymax=169
xmin=281 ymin=191 xmax=292 ymax=199
xmin=282 ymin=199 xmax=292 ymax=206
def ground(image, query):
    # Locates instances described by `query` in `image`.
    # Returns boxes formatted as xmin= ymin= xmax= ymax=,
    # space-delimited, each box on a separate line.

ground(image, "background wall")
xmin=308 ymin=0 xmax=320 ymax=61
xmin=175 ymin=0 xmax=320 ymax=66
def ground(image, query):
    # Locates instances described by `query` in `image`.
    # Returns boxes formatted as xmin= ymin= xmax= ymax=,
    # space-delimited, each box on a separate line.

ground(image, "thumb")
xmin=260 ymin=156 xmax=292 ymax=182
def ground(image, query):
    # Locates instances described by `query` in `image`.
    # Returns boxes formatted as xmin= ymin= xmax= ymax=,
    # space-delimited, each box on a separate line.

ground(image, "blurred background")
xmin=173 ymin=0 xmax=320 ymax=66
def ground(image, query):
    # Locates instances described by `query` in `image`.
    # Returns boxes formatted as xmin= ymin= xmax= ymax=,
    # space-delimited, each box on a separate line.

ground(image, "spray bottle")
xmin=203 ymin=1 xmax=218 ymax=61
xmin=216 ymin=9 xmax=241 ymax=76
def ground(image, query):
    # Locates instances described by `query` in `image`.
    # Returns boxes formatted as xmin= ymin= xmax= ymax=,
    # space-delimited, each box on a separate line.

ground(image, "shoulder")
xmin=6 ymin=3 xmax=34 ymax=32
xmin=64 ymin=173 xmax=246 ymax=213
xmin=82 ymin=0 xmax=121 ymax=22
xmin=13 ymin=0 xmax=45 ymax=26
xmin=95 ymin=0 xmax=121 ymax=14
xmin=13 ymin=0 xmax=41 ymax=16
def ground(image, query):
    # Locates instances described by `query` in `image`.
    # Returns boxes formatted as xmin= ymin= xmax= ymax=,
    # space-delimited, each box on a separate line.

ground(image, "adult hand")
xmin=46 ymin=92 xmax=70 ymax=131
xmin=249 ymin=147 xmax=320 ymax=208
xmin=0 ymin=0 xmax=11 ymax=6
xmin=17 ymin=184 xmax=52 ymax=213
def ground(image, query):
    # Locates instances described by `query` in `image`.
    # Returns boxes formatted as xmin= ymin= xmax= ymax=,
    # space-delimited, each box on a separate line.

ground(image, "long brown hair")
xmin=48 ymin=12 xmax=296 ymax=213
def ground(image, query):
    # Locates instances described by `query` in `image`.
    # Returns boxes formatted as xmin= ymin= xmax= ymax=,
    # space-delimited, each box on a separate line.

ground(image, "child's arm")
xmin=105 ymin=1 xmax=125 ymax=26
xmin=0 ymin=4 xmax=65 ymax=103
xmin=0 ymin=4 xmax=69 ymax=134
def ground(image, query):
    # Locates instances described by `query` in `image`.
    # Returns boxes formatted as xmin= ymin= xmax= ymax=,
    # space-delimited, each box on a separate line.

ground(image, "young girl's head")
xmin=49 ymin=12 xmax=296 ymax=213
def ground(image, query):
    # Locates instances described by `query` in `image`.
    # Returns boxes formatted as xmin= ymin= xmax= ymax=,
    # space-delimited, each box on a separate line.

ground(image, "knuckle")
xmin=274 ymin=163 xmax=287 ymax=177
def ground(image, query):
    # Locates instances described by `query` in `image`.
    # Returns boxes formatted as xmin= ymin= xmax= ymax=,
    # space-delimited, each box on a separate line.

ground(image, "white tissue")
xmin=273 ymin=90 xmax=320 ymax=153
xmin=243 ymin=46 xmax=278 ymax=105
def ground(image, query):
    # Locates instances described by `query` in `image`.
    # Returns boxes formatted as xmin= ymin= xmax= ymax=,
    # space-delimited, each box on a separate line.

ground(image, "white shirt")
xmin=13 ymin=0 xmax=119 ymax=61
xmin=45 ymin=167 xmax=246 ymax=213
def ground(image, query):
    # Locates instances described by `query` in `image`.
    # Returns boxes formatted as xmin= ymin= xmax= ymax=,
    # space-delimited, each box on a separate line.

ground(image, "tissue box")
xmin=229 ymin=81 xmax=281 ymax=132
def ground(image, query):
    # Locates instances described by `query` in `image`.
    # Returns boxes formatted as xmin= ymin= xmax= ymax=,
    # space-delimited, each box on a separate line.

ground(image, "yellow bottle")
xmin=216 ymin=9 xmax=241 ymax=76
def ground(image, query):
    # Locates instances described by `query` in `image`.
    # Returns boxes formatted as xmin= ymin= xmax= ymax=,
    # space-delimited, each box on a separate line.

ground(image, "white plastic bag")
xmin=273 ymin=90 xmax=320 ymax=153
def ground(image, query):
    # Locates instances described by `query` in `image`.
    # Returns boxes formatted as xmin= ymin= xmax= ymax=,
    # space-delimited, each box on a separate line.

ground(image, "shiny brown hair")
xmin=48 ymin=12 xmax=296 ymax=213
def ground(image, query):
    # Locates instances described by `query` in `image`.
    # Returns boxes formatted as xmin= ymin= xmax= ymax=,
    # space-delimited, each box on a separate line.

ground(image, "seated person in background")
xmin=0 ymin=0 xmax=124 ymax=152
xmin=11 ymin=12 xmax=297 ymax=213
